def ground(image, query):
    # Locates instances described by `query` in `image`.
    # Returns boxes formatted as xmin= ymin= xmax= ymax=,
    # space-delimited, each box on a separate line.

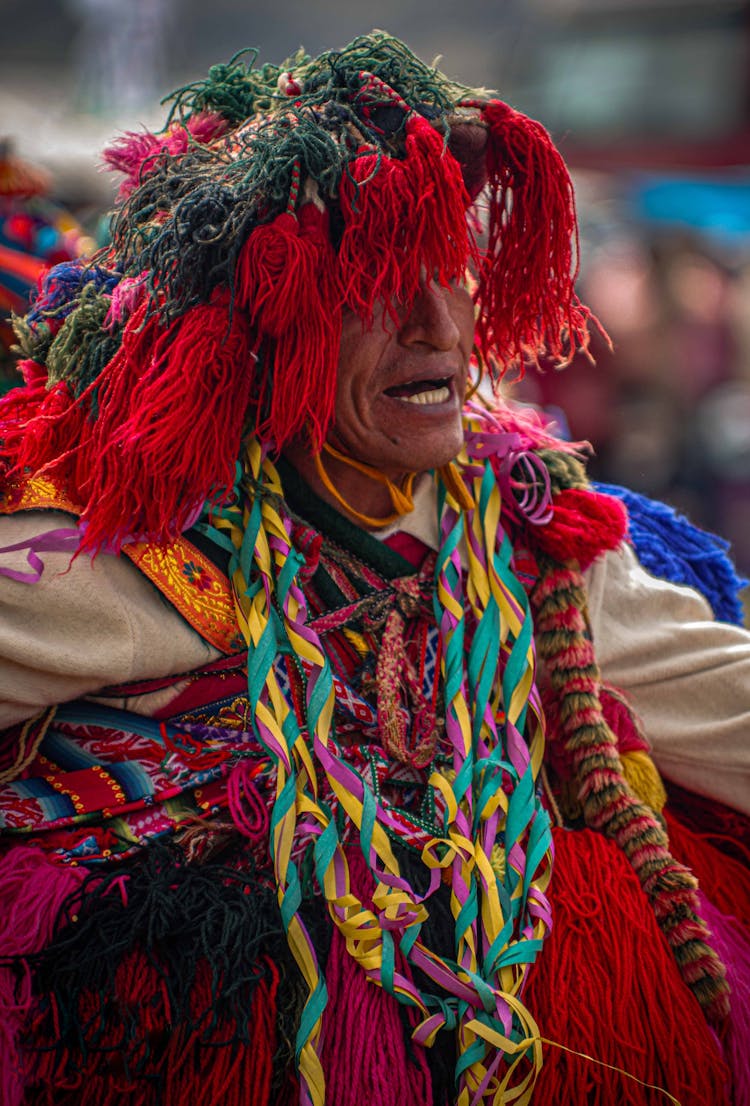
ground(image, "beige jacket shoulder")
xmin=0 ymin=511 xmax=216 ymax=726
xmin=586 ymin=542 xmax=749 ymax=815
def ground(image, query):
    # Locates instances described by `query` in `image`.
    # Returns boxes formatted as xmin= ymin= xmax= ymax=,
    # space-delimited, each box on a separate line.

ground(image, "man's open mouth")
xmin=383 ymin=377 xmax=452 ymax=406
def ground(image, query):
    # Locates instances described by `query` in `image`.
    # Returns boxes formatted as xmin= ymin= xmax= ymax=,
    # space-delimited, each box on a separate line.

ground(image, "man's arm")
xmin=585 ymin=541 xmax=750 ymax=815
xmin=0 ymin=511 xmax=218 ymax=727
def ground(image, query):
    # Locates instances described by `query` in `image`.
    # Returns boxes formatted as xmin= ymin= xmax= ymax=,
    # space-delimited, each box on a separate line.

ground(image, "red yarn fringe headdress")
xmin=0 ymin=32 xmax=596 ymax=551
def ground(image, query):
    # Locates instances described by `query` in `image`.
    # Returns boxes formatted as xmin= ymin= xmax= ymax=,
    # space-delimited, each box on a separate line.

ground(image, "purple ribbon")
xmin=0 ymin=527 xmax=82 ymax=583
xmin=463 ymin=428 xmax=553 ymax=527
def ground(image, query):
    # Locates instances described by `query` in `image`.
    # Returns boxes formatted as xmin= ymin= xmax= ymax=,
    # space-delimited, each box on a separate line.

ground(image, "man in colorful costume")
xmin=0 ymin=32 xmax=749 ymax=1106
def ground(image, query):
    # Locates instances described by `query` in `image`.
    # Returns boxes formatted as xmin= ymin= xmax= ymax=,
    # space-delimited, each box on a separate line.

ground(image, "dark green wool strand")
xmin=11 ymin=313 xmax=52 ymax=364
xmin=143 ymin=179 xmax=254 ymax=317
xmin=293 ymin=33 xmax=468 ymax=115
xmin=111 ymin=145 xmax=235 ymax=272
xmin=45 ymin=285 xmax=122 ymax=395
xmin=163 ymin=34 xmax=469 ymax=128
xmin=165 ymin=48 xmax=293 ymax=125
xmin=227 ymin=110 xmax=345 ymax=208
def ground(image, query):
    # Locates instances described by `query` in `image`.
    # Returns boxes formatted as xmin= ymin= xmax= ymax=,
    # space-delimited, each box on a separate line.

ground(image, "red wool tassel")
xmin=0 ymin=361 xmax=86 ymax=492
xmin=338 ymin=113 xmax=472 ymax=324
xmin=472 ymin=99 xmax=596 ymax=375
xmin=234 ymin=202 xmax=341 ymax=450
xmin=8 ymin=293 xmax=258 ymax=552
xmin=70 ymin=292 xmax=257 ymax=551
xmin=534 ymin=486 xmax=628 ymax=569
xmin=525 ymin=826 xmax=732 ymax=1106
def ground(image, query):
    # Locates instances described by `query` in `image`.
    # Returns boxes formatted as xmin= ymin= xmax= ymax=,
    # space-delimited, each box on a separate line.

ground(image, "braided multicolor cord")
xmin=209 ymin=441 xmax=553 ymax=1105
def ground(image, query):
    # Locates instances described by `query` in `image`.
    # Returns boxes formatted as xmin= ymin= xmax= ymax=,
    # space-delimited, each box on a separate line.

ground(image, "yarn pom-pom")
xmin=102 ymin=112 xmax=228 ymax=200
xmin=534 ymin=486 xmax=627 ymax=569
xmin=595 ymin=482 xmax=748 ymax=625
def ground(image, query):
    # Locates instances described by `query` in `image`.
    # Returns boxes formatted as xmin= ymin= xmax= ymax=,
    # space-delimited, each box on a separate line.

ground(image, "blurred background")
xmin=2 ymin=0 xmax=750 ymax=578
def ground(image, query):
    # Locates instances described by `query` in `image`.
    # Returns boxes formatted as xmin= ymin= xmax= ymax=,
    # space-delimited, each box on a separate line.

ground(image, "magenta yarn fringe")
xmin=319 ymin=847 xmax=433 ymax=1106
xmin=698 ymin=892 xmax=750 ymax=1106
xmin=0 ymin=847 xmax=86 ymax=1106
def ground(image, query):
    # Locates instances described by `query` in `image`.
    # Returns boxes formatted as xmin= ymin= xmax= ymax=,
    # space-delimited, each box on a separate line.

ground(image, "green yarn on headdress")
xmin=165 ymin=47 xmax=299 ymax=124
xmin=164 ymin=34 xmax=468 ymax=128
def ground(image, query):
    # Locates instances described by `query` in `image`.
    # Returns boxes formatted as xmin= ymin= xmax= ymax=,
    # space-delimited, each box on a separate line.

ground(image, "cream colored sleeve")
xmin=0 ymin=511 xmax=219 ymax=728
xmin=585 ymin=542 xmax=750 ymax=815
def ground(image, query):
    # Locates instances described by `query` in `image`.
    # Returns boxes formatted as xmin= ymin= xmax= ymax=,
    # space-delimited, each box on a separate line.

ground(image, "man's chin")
xmin=379 ymin=431 xmax=465 ymax=477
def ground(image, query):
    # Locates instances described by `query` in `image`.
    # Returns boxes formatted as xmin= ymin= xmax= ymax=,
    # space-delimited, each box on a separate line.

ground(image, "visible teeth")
xmin=401 ymin=386 xmax=450 ymax=406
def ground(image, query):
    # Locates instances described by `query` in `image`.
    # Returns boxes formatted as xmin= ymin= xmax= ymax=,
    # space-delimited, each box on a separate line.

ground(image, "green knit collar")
xmin=275 ymin=456 xmax=419 ymax=581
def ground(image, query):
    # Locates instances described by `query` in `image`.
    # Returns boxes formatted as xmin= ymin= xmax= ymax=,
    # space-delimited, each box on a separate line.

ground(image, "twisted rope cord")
xmin=531 ymin=554 xmax=730 ymax=1024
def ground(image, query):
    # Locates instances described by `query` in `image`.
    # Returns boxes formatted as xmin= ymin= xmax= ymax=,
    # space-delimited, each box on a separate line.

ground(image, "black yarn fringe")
xmin=16 ymin=839 xmax=330 ymax=1090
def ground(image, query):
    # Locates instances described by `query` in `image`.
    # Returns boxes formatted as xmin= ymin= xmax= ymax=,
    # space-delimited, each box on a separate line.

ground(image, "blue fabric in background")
xmin=630 ymin=175 xmax=750 ymax=243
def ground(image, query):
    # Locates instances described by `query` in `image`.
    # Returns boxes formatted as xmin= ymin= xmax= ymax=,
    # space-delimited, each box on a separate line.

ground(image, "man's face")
xmin=328 ymin=281 xmax=475 ymax=479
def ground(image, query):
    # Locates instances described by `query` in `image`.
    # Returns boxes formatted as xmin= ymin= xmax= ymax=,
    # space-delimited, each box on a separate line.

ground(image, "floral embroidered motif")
xmin=125 ymin=541 xmax=240 ymax=653
xmin=182 ymin=559 xmax=212 ymax=591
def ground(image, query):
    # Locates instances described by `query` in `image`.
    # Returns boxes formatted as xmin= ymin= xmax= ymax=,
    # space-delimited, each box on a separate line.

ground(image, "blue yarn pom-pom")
xmin=594 ymin=483 xmax=748 ymax=626
xmin=26 ymin=262 xmax=121 ymax=328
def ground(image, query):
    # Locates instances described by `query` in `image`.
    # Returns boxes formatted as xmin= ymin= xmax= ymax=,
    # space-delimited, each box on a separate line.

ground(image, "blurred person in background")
xmin=0 ymin=140 xmax=93 ymax=393
xmin=0 ymin=32 xmax=748 ymax=1106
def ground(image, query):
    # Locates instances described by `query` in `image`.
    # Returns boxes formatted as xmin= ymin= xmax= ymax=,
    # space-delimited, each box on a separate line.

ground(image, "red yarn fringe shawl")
xmin=24 ymin=953 xmax=281 ymax=1106
xmin=472 ymin=99 xmax=595 ymax=375
xmin=337 ymin=113 xmax=473 ymax=325
xmin=0 ymin=291 xmax=256 ymax=552
xmin=648 ymin=806 xmax=750 ymax=1106
xmin=665 ymin=807 xmax=750 ymax=934
xmin=524 ymin=826 xmax=731 ymax=1106
xmin=234 ymin=201 xmax=341 ymax=451
xmin=666 ymin=781 xmax=750 ymax=876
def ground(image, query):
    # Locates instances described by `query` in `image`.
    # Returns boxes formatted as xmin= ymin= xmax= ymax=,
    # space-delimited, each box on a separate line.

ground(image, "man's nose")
xmin=398 ymin=282 xmax=461 ymax=351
